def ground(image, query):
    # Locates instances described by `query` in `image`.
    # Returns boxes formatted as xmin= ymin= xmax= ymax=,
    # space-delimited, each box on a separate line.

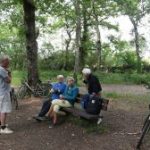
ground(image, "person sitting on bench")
xmin=47 ymin=77 xmax=79 ymax=126
xmin=81 ymin=68 xmax=102 ymax=110
xmin=34 ymin=75 xmax=66 ymax=121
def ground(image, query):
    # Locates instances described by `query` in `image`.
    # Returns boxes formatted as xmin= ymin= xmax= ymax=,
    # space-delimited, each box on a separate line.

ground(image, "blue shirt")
xmin=51 ymin=82 xmax=66 ymax=100
xmin=0 ymin=66 xmax=10 ymax=96
xmin=63 ymin=85 xmax=79 ymax=105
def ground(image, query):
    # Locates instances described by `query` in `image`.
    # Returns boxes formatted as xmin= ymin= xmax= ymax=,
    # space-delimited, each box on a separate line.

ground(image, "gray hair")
xmin=57 ymin=75 xmax=64 ymax=79
xmin=67 ymin=76 xmax=75 ymax=82
xmin=0 ymin=55 xmax=10 ymax=64
xmin=82 ymin=68 xmax=91 ymax=75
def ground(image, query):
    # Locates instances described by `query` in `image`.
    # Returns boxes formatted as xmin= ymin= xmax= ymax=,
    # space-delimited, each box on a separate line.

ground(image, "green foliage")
xmin=12 ymin=70 xmax=150 ymax=86
xmin=96 ymin=72 xmax=150 ymax=84
xmin=1 ymin=0 xmax=150 ymax=76
xmin=39 ymin=51 xmax=75 ymax=70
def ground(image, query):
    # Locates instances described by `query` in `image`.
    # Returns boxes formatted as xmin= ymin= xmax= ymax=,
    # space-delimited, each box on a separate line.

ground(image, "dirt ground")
xmin=0 ymin=84 xmax=150 ymax=150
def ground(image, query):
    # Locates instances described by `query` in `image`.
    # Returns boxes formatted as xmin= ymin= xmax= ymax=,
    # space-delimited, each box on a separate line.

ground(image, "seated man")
xmin=34 ymin=75 xmax=66 ymax=121
xmin=48 ymin=77 xmax=79 ymax=126
xmin=81 ymin=68 xmax=102 ymax=110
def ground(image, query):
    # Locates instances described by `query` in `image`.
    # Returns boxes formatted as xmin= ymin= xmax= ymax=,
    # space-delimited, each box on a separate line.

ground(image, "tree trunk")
xmin=74 ymin=0 xmax=81 ymax=82
xmin=64 ymin=20 xmax=72 ymax=70
xmin=80 ymin=3 xmax=88 ymax=68
xmin=92 ymin=0 xmax=102 ymax=70
xmin=23 ymin=0 xmax=39 ymax=86
xmin=130 ymin=17 xmax=142 ymax=73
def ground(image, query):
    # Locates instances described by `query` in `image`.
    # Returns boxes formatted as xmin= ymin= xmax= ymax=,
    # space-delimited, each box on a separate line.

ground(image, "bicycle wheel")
xmin=34 ymin=83 xmax=49 ymax=97
xmin=17 ymin=85 xmax=28 ymax=100
xmin=142 ymin=114 xmax=150 ymax=131
xmin=136 ymin=115 xmax=150 ymax=149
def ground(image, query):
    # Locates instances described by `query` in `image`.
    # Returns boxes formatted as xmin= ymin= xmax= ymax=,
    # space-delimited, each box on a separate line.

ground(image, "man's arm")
xmin=5 ymin=76 xmax=11 ymax=83
xmin=0 ymin=69 xmax=11 ymax=83
xmin=5 ymin=70 xmax=11 ymax=83
xmin=91 ymin=76 xmax=102 ymax=94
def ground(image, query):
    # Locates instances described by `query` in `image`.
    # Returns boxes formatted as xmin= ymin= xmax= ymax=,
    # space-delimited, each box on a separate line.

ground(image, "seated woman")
xmin=47 ymin=77 xmax=79 ymax=126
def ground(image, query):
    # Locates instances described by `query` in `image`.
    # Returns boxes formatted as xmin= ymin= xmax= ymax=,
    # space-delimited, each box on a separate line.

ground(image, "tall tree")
xmin=74 ymin=0 xmax=82 ymax=74
xmin=115 ymin=0 xmax=150 ymax=73
xmin=91 ymin=0 xmax=102 ymax=70
xmin=23 ymin=0 xmax=39 ymax=86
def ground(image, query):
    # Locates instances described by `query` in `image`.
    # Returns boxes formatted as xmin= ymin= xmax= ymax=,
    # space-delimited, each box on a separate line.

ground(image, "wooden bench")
xmin=62 ymin=94 xmax=109 ymax=124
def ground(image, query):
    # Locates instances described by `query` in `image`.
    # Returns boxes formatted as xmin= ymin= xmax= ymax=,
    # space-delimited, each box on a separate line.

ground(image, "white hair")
xmin=0 ymin=55 xmax=10 ymax=64
xmin=82 ymin=68 xmax=91 ymax=75
xmin=57 ymin=75 xmax=64 ymax=79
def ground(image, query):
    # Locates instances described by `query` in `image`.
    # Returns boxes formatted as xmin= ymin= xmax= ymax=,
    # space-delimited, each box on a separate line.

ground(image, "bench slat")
xmin=62 ymin=107 xmax=99 ymax=120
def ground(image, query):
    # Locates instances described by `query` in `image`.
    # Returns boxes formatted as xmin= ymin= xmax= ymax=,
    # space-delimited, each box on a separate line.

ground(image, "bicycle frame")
xmin=136 ymin=105 xmax=150 ymax=149
xmin=17 ymin=80 xmax=50 ymax=99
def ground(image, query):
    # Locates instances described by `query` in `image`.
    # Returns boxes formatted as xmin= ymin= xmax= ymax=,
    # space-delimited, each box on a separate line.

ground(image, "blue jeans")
xmin=81 ymin=94 xmax=90 ymax=109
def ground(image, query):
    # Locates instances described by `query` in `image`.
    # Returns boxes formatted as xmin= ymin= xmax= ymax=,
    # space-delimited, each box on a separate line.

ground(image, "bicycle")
xmin=17 ymin=80 xmax=51 ymax=100
xmin=10 ymin=87 xmax=19 ymax=110
xmin=143 ymin=81 xmax=150 ymax=89
xmin=136 ymin=104 xmax=150 ymax=149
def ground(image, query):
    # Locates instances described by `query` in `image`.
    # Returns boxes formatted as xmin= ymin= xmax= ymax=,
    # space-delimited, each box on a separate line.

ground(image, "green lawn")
xmin=12 ymin=70 xmax=150 ymax=86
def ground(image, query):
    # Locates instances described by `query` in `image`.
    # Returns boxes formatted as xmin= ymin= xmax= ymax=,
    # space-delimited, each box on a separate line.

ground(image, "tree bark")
xmin=92 ymin=0 xmax=102 ymax=70
xmin=74 ymin=0 xmax=82 ymax=82
xmin=80 ymin=2 xmax=88 ymax=68
xmin=64 ymin=19 xmax=72 ymax=70
xmin=130 ymin=17 xmax=142 ymax=73
xmin=23 ymin=0 xmax=39 ymax=86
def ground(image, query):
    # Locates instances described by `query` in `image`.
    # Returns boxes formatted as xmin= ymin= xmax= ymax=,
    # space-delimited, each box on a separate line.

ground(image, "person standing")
xmin=0 ymin=55 xmax=13 ymax=134
xmin=81 ymin=68 xmax=102 ymax=110
xmin=82 ymin=68 xmax=102 ymax=96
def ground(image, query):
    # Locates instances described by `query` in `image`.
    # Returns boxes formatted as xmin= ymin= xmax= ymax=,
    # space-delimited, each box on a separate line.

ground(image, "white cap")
xmin=82 ymin=68 xmax=91 ymax=75
xmin=57 ymin=75 xmax=64 ymax=79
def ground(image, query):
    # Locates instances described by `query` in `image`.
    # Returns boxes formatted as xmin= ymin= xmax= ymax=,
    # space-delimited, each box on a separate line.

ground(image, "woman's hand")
xmin=50 ymin=88 xmax=54 ymax=93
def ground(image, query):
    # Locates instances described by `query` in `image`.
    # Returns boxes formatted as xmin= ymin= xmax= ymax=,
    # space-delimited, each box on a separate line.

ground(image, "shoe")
xmin=0 ymin=127 xmax=13 ymax=134
xmin=49 ymin=122 xmax=55 ymax=129
xmin=33 ymin=116 xmax=46 ymax=122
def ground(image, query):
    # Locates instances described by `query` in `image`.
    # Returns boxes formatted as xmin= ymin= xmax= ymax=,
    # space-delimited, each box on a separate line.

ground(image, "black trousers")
xmin=38 ymin=99 xmax=51 ymax=117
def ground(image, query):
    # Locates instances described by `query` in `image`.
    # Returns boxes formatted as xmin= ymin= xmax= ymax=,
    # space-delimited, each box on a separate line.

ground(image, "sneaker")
xmin=33 ymin=116 xmax=46 ymax=122
xmin=0 ymin=127 xmax=13 ymax=134
xmin=49 ymin=123 xmax=55 ymax=129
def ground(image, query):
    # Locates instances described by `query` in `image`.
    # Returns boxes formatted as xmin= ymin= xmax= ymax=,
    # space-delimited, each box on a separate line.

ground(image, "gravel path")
xmin=0 ymin=84 xmax=149 ymax=150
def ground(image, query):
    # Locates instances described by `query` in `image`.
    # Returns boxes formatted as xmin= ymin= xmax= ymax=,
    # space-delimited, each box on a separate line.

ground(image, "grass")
xmin=12 ymin=70 xmax=150 ymax=86
xmin=67 ymin=116 xmax=109 ymax=134
xmin=103 ymin=91 xmax=150 ymax=103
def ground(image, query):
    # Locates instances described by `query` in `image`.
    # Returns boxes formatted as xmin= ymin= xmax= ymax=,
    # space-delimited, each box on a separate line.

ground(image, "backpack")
xmin=85 ymin=95 xmax=102 ymax=115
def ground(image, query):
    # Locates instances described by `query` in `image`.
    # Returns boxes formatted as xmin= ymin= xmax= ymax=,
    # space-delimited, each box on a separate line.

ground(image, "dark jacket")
xmin=83 ymin=74 xmax=102 ymax=94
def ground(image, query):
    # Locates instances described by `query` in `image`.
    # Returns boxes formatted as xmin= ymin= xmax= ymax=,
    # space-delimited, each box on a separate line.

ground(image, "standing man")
xmin=0 ymin=55 xmax=13 ymax=134
xmin=82 ymin=68 xmax=102 ymax=96
xmin=81 ymin=68 xmax=102 ymax=110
